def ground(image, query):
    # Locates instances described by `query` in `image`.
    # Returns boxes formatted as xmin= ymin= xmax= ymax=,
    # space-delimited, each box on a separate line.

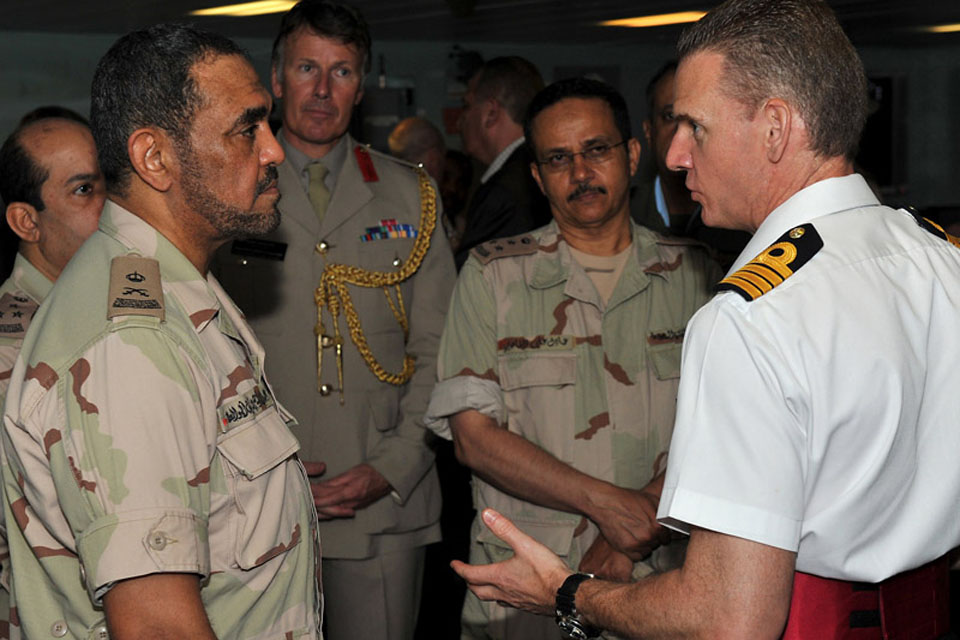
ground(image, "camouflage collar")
xmin=529 ymin=220 xmax=663 ymax=296
xmin=99 ymin=200 xmax=222 ymax=332
xmin=4 ymin=252 xmax=54 ymax=304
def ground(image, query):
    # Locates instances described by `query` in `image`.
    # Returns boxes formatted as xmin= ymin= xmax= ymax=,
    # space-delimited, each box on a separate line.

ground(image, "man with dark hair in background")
xmin=631 ymin=61 xmax=749 ymax=269
xmin=451 ymin=1 xmax=960 ymax=638
xmin=454 ymin=56 xmax=551 ymax=268
xmin=0 ymin=104 xmax=104 ymax=638
xmin=215 ymin=2 xmax=455 ymax=638
xmin=1 ymin=24 xmax=319 ymax=639
xmin=426 ymin=77 xmax=718 ymax=639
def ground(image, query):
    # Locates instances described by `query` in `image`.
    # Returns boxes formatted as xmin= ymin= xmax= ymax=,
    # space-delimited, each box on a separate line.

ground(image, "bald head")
xmin=1 ymin=115 xmax=105 ymax=281
xmin=388 ymin=117 xmax=446 ymax=181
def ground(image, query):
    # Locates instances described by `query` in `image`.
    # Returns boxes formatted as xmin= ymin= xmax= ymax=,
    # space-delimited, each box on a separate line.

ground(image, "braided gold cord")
xmin=315 ymin=168 xmax=437 ymax=396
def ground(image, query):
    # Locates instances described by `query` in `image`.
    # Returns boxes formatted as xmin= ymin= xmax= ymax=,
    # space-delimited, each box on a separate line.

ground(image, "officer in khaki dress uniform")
xmin=425 ymin=79 xmax=719 ymax=639
xmin=216 ymin=3 xmax=454 ymax=638
xmin=1 ymin=25 xmax=320 ymax=638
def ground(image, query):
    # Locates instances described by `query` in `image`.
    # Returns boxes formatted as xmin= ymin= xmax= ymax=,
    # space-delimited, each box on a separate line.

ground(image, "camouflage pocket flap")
xmin=476 ymin=517 xmax=577 ymax=556
xmin=648 ymin=343 xmax=683 ymax=381
xmin=499 ymin=352 xmax=576 ymax=391
xmin=217 ymin=409 xmax=300 ymax=480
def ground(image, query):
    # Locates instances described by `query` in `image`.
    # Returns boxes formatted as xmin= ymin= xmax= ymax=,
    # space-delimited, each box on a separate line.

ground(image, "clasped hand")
xmin=301 ymin=461 xmax=392 ymax=520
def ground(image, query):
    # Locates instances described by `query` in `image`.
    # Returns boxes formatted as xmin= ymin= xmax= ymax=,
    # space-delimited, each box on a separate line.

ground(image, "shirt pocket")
xmin=498 ymin=350 xmax=577 ymax=461
xmin=216 ymin=407 xmax=305 ymax=570
xmin=475 ymin=516 xmax=579 ymax=560
xmin=647 ymin=342 xmax=683 ymax=381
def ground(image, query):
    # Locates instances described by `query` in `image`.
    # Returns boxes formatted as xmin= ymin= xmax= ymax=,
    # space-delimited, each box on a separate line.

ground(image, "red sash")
xmin=782 ymin=556 xmax=950 ymax=639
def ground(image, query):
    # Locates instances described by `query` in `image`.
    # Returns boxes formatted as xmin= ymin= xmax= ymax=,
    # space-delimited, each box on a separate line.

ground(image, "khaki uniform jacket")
xmin=1 ymin=202 xmax=320 ymax=639
xmin=0 ymin=255 xmax=52 ymax=638
xmin=217 ymin=135 xmax=454 ymax=558
xmin=426 ymin=221 xmax=719 ymax=636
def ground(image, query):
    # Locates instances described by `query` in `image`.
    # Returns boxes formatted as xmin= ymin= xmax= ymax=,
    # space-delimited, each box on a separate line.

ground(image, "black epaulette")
xmin=717 ymin=224 xmax=823 ymax=301
xmin=470 ymin=234 xmax=538 ymax=265
xmin=905 ymin=207 xmax=960 ymax=250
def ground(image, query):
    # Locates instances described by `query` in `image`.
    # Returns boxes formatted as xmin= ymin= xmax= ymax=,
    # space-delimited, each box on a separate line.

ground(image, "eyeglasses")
xmin=536 ymin=140 xmax=628 ymax=171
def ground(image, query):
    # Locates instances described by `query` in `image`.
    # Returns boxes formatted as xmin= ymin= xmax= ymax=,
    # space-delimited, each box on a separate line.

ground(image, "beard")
xmin=178 ymin=145 xmax=281 ymax=240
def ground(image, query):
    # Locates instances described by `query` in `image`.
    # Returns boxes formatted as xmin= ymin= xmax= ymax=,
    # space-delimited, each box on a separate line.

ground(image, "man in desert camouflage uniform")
xmin=0 ymin=106 xmax=105 ymax=638
xmin=424 ymin=78 xmax=719 ymax=639
xmin=0 ymin=107 xmax=104 ymax=400
xmin=0 ymin=25 xmax=319 ymax=639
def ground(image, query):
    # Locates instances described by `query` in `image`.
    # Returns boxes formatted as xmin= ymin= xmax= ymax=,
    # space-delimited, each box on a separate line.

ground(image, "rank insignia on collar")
xmin=354 ymin=145 xmax=379 ymax=182
xmin=718 ymin=224 xmax=823 ymax=301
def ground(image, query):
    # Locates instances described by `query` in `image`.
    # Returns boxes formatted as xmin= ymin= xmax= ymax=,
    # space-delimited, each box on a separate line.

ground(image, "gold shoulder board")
xmin=717 ymin=224 xmax=823 ymax=301
xmin=471 ymin=234 xmax=538 ymax=265
xmin=908 ymin=210 xmax=960 ymax=250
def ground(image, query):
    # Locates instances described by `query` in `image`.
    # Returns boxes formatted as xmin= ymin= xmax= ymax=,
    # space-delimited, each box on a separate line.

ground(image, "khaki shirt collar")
xmin=8 ymin=252 xmax=54 ymax=304
xmin=98 ymin=199 xmax=225 ymax=334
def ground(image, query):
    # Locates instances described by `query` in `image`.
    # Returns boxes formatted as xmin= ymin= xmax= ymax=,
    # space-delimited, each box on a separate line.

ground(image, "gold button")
xmin=319 ymin=384 xmax=333 ymax=396
xmin=320 ymin=335 xmax=334 ymax=348
xmin=316 ymin=240 xmax=330 ymax=253
xmin=392 ymin=256 xmax=403 ymax=268
xmin=240 ymin=258 xmax=249 ymax=266
xmin=789 ymin=227 xmax=805 ymax=239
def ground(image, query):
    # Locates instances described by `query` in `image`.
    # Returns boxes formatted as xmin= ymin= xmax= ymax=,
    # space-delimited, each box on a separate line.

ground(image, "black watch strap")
xmin=555 ymin=572 xmax=601 ymax=639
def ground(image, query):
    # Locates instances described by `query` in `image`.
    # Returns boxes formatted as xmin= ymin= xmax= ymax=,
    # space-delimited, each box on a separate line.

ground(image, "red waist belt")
xmin=782 ymin=555 xmax=950 ymax=640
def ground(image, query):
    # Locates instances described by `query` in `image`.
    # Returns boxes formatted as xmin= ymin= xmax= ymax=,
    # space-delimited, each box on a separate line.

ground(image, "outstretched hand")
xmin=451 ymin=509 xmax=573 ymax=616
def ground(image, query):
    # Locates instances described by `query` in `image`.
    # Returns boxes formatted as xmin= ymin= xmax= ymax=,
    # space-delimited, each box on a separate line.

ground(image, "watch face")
xmin=556 ymin=616 xmax=589 ymax=640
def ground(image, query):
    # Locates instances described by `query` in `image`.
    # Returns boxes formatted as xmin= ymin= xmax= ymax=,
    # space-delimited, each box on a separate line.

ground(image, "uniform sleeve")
xmin=423 ymin=256 xmax=503 ymax=440
xmin=42 ymin=326 xmax=214 ymax=601
xmin=366 ymin=187 xmax=457 ymax=502
xmin=658 ymin=298 xmax=806 ymax=552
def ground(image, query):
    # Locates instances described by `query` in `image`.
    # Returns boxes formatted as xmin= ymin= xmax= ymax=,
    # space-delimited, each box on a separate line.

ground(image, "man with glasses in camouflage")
xmin=425 ymin=77 xmax=719 ymax=640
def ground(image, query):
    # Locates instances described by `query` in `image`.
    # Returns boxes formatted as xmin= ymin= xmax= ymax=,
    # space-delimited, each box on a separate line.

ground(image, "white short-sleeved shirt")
xmin=659 ymin=174 xmax=960 ymax=582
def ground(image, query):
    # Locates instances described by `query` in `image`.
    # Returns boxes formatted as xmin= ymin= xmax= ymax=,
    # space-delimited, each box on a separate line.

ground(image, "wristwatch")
xmin=555 ymin=572 xmax=601 ymax=639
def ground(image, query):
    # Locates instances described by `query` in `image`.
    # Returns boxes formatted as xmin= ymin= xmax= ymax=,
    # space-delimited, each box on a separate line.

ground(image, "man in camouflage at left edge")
xmin=0 ymin=24 xmax=320 ymax=639
xmin=424 ymin=78 xmax=720 ymax=639
xmin=0 ymin=106 xmax=106 ymax=638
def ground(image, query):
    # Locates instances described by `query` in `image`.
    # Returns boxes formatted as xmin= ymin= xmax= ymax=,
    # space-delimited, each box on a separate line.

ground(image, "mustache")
xmin=255 ymin=165 xmax=279 ymax=196
xmin=567 ymin=183 xmax=607 ymax=202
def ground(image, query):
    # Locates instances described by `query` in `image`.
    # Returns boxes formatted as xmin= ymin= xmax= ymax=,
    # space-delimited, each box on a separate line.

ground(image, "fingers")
xmin=301 ymin=460 xmax=326 ymax=477
xmin=315 ymin=503 xmax=356 ymax=519
xmin=481 ymin=509 xmax=531 ymax=553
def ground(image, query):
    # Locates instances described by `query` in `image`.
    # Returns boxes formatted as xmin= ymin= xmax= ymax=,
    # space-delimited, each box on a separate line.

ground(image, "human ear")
xmin=529 ymin=162 xmax=546 ymax=196
xmin=271 ymin=65 xmax=283 ymax=99
xmin=763 ymin=98 xmax=792 ymax=163
xmin=128 ymin=128 xmax=174 ymax=192
xmin=627 ymin=138 xmax=642 ymax=177
xmin=5 ymin=202 xmax=40 ymax=244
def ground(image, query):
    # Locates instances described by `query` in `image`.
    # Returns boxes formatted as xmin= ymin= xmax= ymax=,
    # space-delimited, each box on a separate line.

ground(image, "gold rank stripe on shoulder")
xmin=107 ymin=255 xmax=165 ymax=321
xmin=471 ymin=234 xmax=538 ymax=265
xmin=717 ymin=224 xmax=823 ymax=301
xmin=910 ymin=212 xmax=960 ymax=250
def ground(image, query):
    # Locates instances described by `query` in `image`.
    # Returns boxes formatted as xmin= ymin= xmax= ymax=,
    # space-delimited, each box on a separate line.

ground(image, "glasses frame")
xmin=535 ymin=139 xmax=629 ymax=172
